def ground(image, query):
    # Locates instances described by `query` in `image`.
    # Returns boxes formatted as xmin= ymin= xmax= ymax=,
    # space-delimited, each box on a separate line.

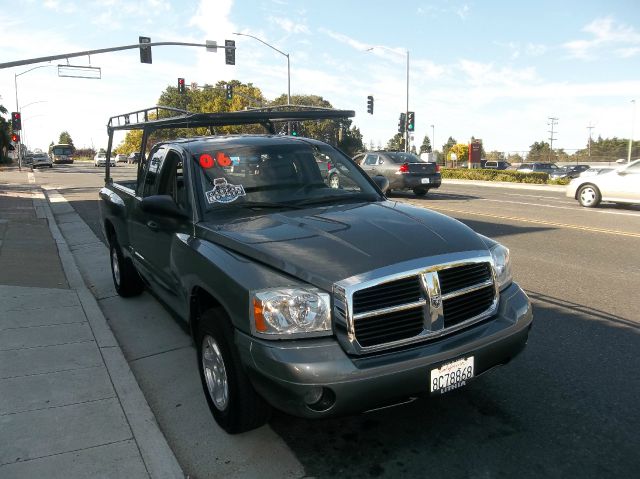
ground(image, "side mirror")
xmin=141 ymin=195 xmax=187 ymax=218
xmin=372 ymin=175 xmax=390 ymax=194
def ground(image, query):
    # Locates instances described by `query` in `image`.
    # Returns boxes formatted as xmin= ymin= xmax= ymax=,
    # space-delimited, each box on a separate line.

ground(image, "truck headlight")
xmin=490 ymin=243 xmax=512 ymax=291
xmin=251 ymin=288 xmax=331 ymax=338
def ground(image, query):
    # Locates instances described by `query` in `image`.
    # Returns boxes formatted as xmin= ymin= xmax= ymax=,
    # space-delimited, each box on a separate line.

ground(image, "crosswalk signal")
xmin=398 ymin=113 xmax=406 ymax=133
xmin=178 ymin=78 xmax=185 ymax=93
xmin=407 ymin=111 xmax=415 ymax=131
xmin=11 ymin=112 xmax=21 ymax=131
xmin=367 ymin=95 xmax=374 ymax=114
xmin=226 ymin=84 xmax=233 ymax=100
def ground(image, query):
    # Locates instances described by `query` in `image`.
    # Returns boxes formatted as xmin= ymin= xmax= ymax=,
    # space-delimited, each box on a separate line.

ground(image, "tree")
xmin=58 ymin=131 xmax=75 ymax=150
xmin=386 ymin=133 xmax=404 ymax=150
xmin=507 ymin=153 xmax=524 ymax=163
xmin=449 ymin=143 xmax=469 ymax=163
xmin=419 ymin=135 xmax=432 ymax=154
xmin=485 ymin=150 xmax=505 ymax=161
xmin=442 ymin=136 xmax=457 ymax=162
xmin=527 ymin=141 xmax=552 ymax=162
xmin=338 ymin=125 xmax=364 ymax=157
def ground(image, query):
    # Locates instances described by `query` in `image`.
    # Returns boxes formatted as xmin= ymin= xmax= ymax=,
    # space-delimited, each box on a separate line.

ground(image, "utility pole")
xmin=587 ymin=123 xmax=594 ymax=163
xmin=548 ymin=117 xmax=558 ymax=162
xmin=628 ymin=100 xmax=636 ymax=163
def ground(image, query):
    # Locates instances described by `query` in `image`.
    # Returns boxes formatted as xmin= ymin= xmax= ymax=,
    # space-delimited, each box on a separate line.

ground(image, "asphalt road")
xmin=31 ymin=163 xmax=640 ymax=478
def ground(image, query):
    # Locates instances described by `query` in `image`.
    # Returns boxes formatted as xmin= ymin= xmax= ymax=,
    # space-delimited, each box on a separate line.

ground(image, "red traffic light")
xmin=11 ymin=133 xmax=20 ymax=142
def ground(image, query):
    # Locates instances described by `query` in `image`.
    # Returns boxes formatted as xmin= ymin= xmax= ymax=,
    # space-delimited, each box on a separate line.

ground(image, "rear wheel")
xmin=578 ymin=184 xmax=601 ymax=207
xmin=109 ymin=238 xmax=144 ymax=297
xmin=197 ymin=308 xmax=270 ymax=434
xmin=413 ymin=187 xmax=428 ymax=196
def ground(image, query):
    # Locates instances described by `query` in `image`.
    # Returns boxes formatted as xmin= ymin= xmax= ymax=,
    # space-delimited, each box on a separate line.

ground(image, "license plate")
xmin=430 ymin=356 xmax=474 ymax=394
xmin=421 ymin=178 xmax=430 ymax=184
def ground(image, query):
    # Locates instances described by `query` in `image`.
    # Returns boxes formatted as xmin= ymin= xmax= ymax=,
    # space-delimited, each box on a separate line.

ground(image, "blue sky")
xmin=1 ymin=0 xmax=639 ymax=155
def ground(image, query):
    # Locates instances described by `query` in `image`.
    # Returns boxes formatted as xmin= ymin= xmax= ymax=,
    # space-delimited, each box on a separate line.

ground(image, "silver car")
xmin=31 ymin=153 xmax=53 ymax=169
xmin=566 ymin=159 xmax=640 ymax=207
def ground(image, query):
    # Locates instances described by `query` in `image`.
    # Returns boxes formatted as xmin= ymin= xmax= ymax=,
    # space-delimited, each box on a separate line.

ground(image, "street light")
xmin=14 ymin=64 xmax=55 ymax=170
xmin=233 ymin=32 xmax=290 ymax=106
xmin=366 ymin=46 xmax=410 ymax=152
xmin=628 ymin=99 xmax=636 ymax=163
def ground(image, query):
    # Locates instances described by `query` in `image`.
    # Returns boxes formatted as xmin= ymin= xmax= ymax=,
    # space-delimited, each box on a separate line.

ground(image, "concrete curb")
xmin=443 ymin=178 xmax=566 ymax=192
xmin=37 ymin=189 xmax=185 ymax=479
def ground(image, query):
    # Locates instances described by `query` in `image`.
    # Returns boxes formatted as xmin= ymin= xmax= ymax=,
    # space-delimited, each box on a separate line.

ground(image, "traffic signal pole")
xmin=405 ymin=49 xmax=409 ymax=153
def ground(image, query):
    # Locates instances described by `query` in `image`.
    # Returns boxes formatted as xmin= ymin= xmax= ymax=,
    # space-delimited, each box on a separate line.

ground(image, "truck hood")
xmin=199 ymin=201 xmax=487 ymax=290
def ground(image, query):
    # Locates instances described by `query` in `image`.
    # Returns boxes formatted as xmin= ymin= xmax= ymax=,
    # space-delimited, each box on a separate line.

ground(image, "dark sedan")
xmin=357 ymin=151 xmax=441 ymax=196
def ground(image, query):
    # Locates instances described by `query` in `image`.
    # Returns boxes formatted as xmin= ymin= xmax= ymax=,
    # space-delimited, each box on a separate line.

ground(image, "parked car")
xmin=99 ymin=107 xmax=532 ymax=434
xmin=516 ymin=162 xmax=562 ymax=175
xmin=127 ymin=152 xmax=140 ymax=164
xmin=563 ymin=164 xmax=591 ymax=178
xmin=483 ymin=160 xmax=511 ymax=170
xmin=579 ymin=167 xmax=614 ymax=177
xmin=566 ymin=159 xmax=640 ymax=207
xmin=114 ymin=153 xmax=128 ymax=163
xmin=359 ymin=151 xmax=441 ymax=196
xmin=31 ymin=153 xmax=53 ymax=169
xmin=94 ymin=151 xmax=115 ymax=167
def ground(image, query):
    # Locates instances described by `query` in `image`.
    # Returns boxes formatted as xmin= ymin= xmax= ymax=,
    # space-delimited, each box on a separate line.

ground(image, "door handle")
xmin=146 ymin=220 xmax=159 ymax=231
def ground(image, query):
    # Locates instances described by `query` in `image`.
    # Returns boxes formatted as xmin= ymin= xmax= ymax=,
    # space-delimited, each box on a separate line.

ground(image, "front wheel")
xmin=109 ymin=239 xmax=144 ymax=297
xmin=197 ymin=308 xmax=270 ymax=434
xmin=578 ymin=184 xmax=601 ymax=207
xmin=413 ymin=187 xmax=428 ymax=196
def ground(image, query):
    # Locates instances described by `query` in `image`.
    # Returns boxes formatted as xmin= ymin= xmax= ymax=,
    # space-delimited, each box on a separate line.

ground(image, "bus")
xmin=50 ymin=143 xmax=74 ymax=164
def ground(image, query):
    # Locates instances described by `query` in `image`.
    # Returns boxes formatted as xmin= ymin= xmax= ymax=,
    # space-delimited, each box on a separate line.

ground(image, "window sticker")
xmin=199 ymin=154 xmax=214 ymax=169
xmin=205 ymin=178 xmax=246 ymax=204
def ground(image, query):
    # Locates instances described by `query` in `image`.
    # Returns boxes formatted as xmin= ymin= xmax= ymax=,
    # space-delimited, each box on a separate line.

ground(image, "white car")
xmin=566 ymin=159 xmax=640 ymax=207
xmin=31 ymin=153 xmax=53 ymax=169
xmin=114 ymin=153 xmax=128 ymax=163
xmin=94 ymin=151 xmax=115 ymax=167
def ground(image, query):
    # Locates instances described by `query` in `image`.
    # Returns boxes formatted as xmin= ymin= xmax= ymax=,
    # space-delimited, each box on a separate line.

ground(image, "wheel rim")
xmin=111 ymin=248 xmax=121 ymax=287
xmin=580 ymin=186 xmax=596 ymax=206
xmin=330 ymin=174 xmax=339 ymax=188
xmin=202 ymin=335 xmax=229 ymax=411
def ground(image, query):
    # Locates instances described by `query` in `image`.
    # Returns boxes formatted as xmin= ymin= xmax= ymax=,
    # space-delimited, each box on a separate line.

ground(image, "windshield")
xmin=52 ymin=146 xmax=72 ymax=155
xmin=190 ymin=140 xmax=380 ymax=214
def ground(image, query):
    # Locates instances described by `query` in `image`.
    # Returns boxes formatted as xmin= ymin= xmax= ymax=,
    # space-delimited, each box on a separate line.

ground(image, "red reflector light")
xmin=398 ymin=163 xmax=409 ymax=173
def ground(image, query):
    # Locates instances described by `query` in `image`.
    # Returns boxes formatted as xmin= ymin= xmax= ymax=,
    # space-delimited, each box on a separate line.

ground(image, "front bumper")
xmin=236 ymin=282 xmax=532 ymax=418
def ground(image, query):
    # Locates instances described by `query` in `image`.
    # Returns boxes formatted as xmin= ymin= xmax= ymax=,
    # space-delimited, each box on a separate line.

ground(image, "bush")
xmin=441 ymin=168 xmax=552 ymax=184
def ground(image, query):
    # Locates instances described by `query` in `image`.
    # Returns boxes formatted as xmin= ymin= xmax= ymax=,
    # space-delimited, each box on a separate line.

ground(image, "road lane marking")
xmin=415 ymin=204 xmax=640 ymax=238
xmin=475 ymin=198 xmax=640 ymax=217
xmin=27 ymin=171 xmax=35 ymax=184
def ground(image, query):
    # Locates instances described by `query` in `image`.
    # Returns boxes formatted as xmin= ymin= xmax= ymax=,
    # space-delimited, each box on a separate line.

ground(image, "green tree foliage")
xmin=419 ymin=135 xmax=432 ymax=154
xmin=386 ymin=133 xmax=404 ymax=150
xmin=572 ymin=136 xmax=639 ymax=162
xmin=485 ymin=150 xmax=505 ymax=161
xmin=507 ymin=153 xmax=524 ymax=163
xmin=527 ymin=141 xmax=553 ymax=162
xmin=449 ymin=143 xmax=469 ymax=162
xmin=0 ymin=105 xmax=11 ymax=164
xmin=58 ymin=131 xmax=75 ymax=150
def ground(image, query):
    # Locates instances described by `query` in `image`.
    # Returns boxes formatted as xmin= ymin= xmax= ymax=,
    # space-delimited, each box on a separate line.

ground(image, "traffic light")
xmin=11 ymin=133 xmax=20 ymax=143
xmin=225 ymin=40 xmax=236 ymax=65
xmin=225 ymin=84 xmax=233 ymax=100
xmin=398 ymin=113 xmax=406 ymax=133
xmin=407 ymin=111 xmax=415 ymax=131
xmin=11 ymin=112 xmax=21 ymax=131
xmin=291 ymin=121 xmax=299 ymax=136
xmin=139 ymin=36 xmax=152 ymax=64
xmin=178 ymin=78 xmax=185 ymax=93
xmin=367 ymin=95 xmax=374 ymax=114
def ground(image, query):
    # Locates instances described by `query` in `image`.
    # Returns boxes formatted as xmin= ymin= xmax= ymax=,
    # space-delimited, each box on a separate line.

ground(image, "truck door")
xmin=129 ymin=146 xmax=191 ymax=313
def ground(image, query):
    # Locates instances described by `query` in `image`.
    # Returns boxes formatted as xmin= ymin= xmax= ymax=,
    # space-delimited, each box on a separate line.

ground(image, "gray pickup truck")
xmin=99 ymin=106 xmax=533 ymax=434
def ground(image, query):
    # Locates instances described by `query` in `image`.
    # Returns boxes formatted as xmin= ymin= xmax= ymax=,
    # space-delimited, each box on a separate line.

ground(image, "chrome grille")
xmin=341 ymin=260 xmax=498 ymax=353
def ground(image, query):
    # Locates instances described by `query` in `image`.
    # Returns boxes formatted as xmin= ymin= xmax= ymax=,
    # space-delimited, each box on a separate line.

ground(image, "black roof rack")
xmin=104 ymin=105 xmax=355 ymax=183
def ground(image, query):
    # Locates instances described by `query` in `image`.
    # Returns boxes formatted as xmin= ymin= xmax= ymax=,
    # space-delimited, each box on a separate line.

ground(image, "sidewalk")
xmin=0 ymin=169 xmax=183 ymax=478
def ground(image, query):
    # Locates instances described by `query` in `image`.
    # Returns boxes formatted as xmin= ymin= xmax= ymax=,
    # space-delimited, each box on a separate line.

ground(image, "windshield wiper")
xmin=227 ymin=200 xmax=305 ymax=210
xmin=294 ymin=193 xmax=378 ymax=207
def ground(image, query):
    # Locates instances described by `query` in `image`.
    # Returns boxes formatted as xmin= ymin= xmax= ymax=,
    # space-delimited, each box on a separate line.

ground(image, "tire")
xmin=197 ymin=308 xmax=271 ymax=434
xmin=578 ymin=184 xmax=601 ymax=208
xmin=329 ymin=173 xmax=340 ymax=189
xmin=109 ymin=238 xmax=144 ymax=297
xmin=413 ymin=187 xmax=428 ymax=196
